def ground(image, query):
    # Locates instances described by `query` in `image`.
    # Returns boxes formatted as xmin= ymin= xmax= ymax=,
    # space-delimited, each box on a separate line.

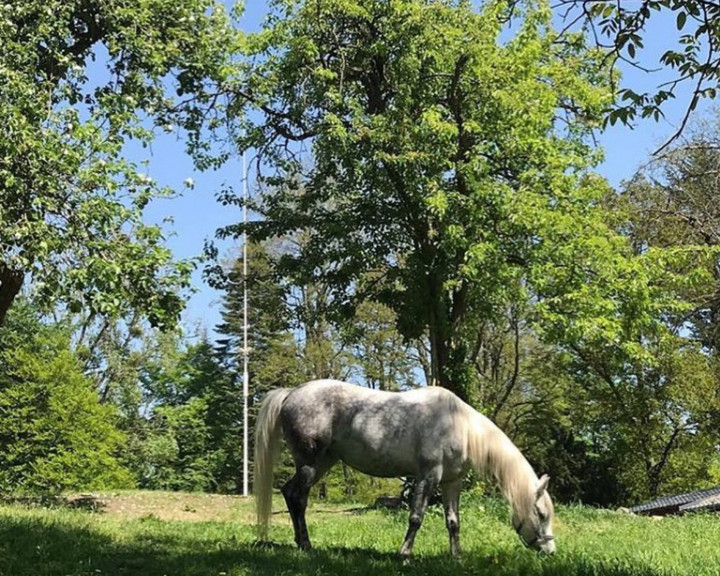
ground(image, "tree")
xmin=467 ymin=115 xmax=720 ymax=504
xmin=216 ymin=241 xmax=306 ymax=391
xmin=0 ymin=301 xmax=133 ymax=494
xmin=569 ymin=330 xmax=719 ymax=501
xmin=135 ymin=337 xmax=242 ymax=492
xmin=613 ymin=118 xmax=720 ymax=354
xmin=0 ymin=0 xmax=235 ymax=327
xmin=215 ymin=241 xmax=305 ymax=492
xmin=499 ymin=342 xmax=628 ymax=506
xmin=223 ymin=0 xmax=644 ymax=401
xmin=549 ymin=0 xmax=720 ymax=148
xmin=542 ymin=117 xmax=720 ymax=502
xmin=344 ymin=300 xmax=420 ymax=391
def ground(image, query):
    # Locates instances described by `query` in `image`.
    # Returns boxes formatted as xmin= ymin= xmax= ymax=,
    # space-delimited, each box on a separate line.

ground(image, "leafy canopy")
xmin=0 ymin=0 xmax=236 ymax=327
xmin=550 ymin=0 xmax=720 ymax=148
xmin=222 ymin=0 xmax=656 ymax=399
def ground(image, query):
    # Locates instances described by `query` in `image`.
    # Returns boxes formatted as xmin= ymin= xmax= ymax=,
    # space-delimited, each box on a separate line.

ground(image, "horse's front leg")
xmin=441 ymin=480 xmax=462 ymax=557
xmin=399 ymin=467 xmax=441 ymax=558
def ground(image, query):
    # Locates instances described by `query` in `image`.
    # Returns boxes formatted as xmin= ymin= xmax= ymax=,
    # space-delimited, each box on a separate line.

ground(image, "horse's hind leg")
xmin=281 ymin=465 xmax=315 ymax=550
xmin=281 ymin=455 xmax=335 ymax=550
xmin=399 ymin=466 xmax=442 ymax=558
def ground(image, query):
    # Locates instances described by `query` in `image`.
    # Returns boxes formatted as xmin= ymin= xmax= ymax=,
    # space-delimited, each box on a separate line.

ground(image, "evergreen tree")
xmin=0 ymin=301 xmax=132 ymax=494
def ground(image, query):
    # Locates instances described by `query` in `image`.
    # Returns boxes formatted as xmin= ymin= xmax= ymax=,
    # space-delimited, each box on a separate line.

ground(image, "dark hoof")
xmin=252 ymin=540 xmax=279 ymax=549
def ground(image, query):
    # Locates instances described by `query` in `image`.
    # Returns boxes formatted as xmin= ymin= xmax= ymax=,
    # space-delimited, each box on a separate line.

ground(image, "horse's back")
xmin=279 ymin=380 xmax=354 ymax=444
xmin=279 ymin=379 xmax=386 ymax=440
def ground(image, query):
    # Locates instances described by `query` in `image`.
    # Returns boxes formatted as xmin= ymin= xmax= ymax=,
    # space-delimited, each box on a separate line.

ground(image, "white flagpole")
xmin=242 ymin=149 xmax=250 ymax=497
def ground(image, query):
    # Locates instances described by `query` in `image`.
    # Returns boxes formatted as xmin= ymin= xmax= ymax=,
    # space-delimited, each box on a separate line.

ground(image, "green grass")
xmin=1 ymin=492 xmax=719 ymax=576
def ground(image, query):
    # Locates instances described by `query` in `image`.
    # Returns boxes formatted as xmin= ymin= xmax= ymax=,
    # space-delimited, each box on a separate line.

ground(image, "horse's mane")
xmin=454 ymin=398 xmax=538 ymax=517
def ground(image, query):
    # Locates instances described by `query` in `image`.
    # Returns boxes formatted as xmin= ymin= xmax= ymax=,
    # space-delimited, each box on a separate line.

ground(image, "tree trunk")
xmin=429 ymin=308 xmax=469 ymax=402
xmin=0 ymin=264 xmax=24 ymax=326
xmin=427 ymin=272 xmax=470 ymax=402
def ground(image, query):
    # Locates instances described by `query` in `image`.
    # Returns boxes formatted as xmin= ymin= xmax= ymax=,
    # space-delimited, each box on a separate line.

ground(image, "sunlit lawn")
xmin=0 ymin=491 xmax=718 ymax=576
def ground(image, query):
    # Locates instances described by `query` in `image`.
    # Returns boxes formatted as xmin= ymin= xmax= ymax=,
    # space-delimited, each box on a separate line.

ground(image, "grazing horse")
xmin=254 ymin=379 xmax=555 ymax=557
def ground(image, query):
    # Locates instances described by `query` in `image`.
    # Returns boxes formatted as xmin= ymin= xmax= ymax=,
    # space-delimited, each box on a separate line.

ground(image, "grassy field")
xmin=1 ymin=491 xmax=719 ymax=576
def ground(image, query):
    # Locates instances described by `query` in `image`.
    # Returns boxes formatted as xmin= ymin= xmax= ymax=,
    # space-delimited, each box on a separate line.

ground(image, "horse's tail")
xmin=254 ymin=387 xmax=292 ymax=540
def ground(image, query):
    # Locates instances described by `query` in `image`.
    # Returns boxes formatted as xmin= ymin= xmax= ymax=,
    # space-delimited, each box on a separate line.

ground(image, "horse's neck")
xmin=468 ymin=411 xmax=538 ymax=514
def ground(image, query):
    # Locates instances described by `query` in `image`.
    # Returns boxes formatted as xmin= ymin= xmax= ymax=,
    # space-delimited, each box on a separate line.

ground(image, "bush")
xmin=0 ymin=305 xmax=133 ymax=494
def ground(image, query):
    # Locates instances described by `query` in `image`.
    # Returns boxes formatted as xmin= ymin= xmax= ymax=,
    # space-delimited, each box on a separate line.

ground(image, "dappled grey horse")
xmin=254 ymin=379 xmax=555 ymax=557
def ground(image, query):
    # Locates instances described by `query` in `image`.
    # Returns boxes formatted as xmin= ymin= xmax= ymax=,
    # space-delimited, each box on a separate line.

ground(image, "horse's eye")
xmin=537 ymin=509 xmax=547 ymax=521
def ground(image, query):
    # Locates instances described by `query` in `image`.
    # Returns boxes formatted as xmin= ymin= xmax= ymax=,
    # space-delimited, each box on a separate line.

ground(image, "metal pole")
xmin=242 ymin=149 xmax=249 ymax=497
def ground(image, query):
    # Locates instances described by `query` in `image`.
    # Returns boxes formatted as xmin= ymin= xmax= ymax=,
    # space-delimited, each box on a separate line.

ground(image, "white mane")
xmin=458 ymin=401 xmax=539 ymax=517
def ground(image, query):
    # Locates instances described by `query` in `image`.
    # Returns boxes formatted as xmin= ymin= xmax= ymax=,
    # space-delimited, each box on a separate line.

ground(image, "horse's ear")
xmin=536 ymin=474 xmax=550 ymax=499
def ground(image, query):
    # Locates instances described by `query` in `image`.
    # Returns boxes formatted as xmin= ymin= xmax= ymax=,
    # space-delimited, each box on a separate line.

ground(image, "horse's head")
xmin=512 ymin=474 xmax=556 ymax=555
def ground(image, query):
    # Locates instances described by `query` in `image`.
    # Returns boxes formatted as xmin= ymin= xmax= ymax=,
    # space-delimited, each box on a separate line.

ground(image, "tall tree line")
xmin=2 ymin=0 xmax=720 ymax=506
xmin=216 ymin=0 xmax=720 ymax=504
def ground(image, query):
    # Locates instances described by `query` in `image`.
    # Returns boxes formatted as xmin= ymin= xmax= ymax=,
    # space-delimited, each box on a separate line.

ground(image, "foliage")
xmin=576 ymin=121 xmax=720 ymax=501
xmin=550 ymin=0 xmax=720 ymax=147
xmin=134 ymin=338 xmax=242 ymax=493
xmin=216 ymin=241 xmax=305 ymax=394
xmin=343 ymin=300 xmax=420 ymax=390
xmin=0 ymin=0 xmax=236 ymax=327
xmin=0 ymin=302 xmax=133 ymax=494
xmin=612 ymin=118 xmax=720 ymax=354
xmin=489 ymin=340 xmax=622 ymax=506
xmin=492 ymin=256 xmax=720 ymax=503
xmin=222 ymin=0 xmax=623 ymax=402
xmin=509 ymin=118 xmax=720 ymax=504
xmin=214 ymin=242 xmax=305 ymax=492
xmin=321 ymin=464 xmax=403 ymax=503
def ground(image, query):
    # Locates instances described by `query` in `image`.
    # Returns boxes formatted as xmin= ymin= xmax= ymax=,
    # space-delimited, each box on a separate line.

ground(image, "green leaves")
xmin=676 ymin=10 xmax=687 ymax=30
xmin=225 ymin=0 xmax=630 ymax=398
xmin=0 ymin=0 xmax=236 ymax=327
xmin=559 ymin=0 xmax=720 ymax=144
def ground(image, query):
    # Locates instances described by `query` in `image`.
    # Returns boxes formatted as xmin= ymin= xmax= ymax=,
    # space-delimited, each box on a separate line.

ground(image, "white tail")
xmin=254 ymin=388 xmax=292 ymax=539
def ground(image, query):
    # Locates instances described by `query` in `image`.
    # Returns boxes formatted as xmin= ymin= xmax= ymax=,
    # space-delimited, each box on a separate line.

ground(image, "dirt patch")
xmin=65 ymin=491 xmax=255 ymax=523
xmin=63 ymin=491 xmax=370 ymax=525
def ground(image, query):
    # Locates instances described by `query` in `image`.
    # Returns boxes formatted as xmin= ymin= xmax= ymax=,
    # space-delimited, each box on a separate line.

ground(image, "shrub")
xmin=0 ymin=305 xmax=133 ymax=494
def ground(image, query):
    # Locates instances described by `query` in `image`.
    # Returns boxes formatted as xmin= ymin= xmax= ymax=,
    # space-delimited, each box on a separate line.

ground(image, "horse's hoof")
xmin=252 ymin=540 xmax=278 ymax=549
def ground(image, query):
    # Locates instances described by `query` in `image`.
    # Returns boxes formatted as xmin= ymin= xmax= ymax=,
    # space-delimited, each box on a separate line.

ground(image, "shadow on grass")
xmin=0 ymin=514 xmax=670 ymax=576
xmin=272 ymin=504 xmax=374 ymax=517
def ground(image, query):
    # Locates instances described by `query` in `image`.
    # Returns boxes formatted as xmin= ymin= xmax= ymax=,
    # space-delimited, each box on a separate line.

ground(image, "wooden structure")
xmin=630 ymin=486 xmax=720 ymax=516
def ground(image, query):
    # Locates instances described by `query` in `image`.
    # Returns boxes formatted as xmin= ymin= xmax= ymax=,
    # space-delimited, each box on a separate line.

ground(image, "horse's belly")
xmin=329 ymin=435 xmax=417 ymax=478
xmin=338 ymin=451 xmax=415 ymax=478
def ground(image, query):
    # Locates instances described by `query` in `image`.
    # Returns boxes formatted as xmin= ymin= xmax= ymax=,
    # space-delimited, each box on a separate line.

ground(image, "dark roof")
xmin=679 ymin=493 xmax=720 ymax=512
xmin=630 ymin=486 xmax=720 ymax=513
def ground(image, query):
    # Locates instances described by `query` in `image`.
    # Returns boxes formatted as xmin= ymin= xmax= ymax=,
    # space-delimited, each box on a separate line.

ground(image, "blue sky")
xmin=136 ymin=1 xmax=714 ymax=338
